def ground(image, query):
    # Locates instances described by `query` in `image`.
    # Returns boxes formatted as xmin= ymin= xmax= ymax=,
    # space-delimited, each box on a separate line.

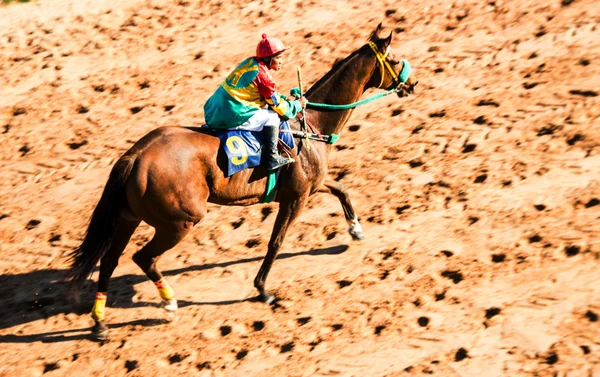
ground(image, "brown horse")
xmin=68 ymin=24 xmax=417 ymax=340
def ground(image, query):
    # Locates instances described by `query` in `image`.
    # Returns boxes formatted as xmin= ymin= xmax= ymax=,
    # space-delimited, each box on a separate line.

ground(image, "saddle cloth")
xmin=208 ymin=121 xmax=295 ymax=177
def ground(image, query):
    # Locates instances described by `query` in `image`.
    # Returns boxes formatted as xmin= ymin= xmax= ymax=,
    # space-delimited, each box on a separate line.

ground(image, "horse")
xmin=68 ymin=23 xmax=418 ymax=340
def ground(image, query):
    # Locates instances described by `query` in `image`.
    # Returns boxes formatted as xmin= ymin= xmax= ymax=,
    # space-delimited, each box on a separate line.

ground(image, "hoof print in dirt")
xmin=462 ymin=143 xmax=476 ymax=153
xmin=566 ymin=133 xmax=584 ymax=145
xmin=474 ymin=174 xmax=487 ymax=183
xmin=245 ymin=238 xmax=261 ymax=248
xmin=441 ymin=270 xmax=464 ymax=284
xmin=280 ymin=341 xmax=295 ymax=353
xmin=569 ymin=89 xmax=597 ymax=97
xmin=168 ymin=353 xmax=188 ymax=364
xmin=473 ymin=115 xmax=487 ymax=124
xmin=43 ymin=363 xmax=60 ymax=374
xmin=236 ymin=350 xmax=248 ymax=360
xmin=130 ymin=106 xmax=144 ymax=114
xmin=125 ymin=360 xmax=138 ymax=372
xmin=544 ymin=351 xmax=559 ymax=365
xmin=26 ymin=219 xmax=41 ymax=230
xmin=564 ymin=245 xmax=581 ymax=257
xmin=485 ymin=307 xmax=501 ymax=319
xmin=585 ymin=310 xmax=598 ymax=322
xmin=455 ymin=347 xmax=469 ymax=362
xmin=67 ymin=140 xmax=88 ymax=150
xmin=13 ymin=107 xmax=26 ymax=116
xmin=476 ymin=99 xmax=499 ymax=107
xmin=491 ymin=253 xmax=506 ymax=263
xmin=19 ymin=145 xmax=31 ymax=156
xmin=219 ymin=325 xmax=232 ymax=337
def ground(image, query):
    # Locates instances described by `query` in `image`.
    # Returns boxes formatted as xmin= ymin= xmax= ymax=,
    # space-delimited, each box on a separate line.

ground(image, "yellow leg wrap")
xmin=155 ymin=278 xmax=174 ymax=300
xmin=91 ymin=292 xmax=107 ymax=322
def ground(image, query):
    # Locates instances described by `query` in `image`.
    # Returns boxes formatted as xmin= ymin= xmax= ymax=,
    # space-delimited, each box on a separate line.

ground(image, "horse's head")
xmin=366 ymin=23 xmax=418 ymax=98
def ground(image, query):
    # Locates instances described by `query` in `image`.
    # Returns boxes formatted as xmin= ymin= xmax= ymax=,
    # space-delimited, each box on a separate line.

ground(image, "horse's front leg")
xmin=254 ymin=195 xmax=308 ymax=304
xmin=318 ymin=179 xmax=364 ymax=241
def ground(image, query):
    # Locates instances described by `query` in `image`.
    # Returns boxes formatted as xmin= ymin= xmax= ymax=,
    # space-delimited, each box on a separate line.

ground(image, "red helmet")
xmin=256 ymin=34 xmax=290 ymax=58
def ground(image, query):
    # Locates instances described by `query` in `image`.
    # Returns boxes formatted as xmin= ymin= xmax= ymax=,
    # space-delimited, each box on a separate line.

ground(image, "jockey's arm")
xmin=265 ymin=92 xmax=303 ymax=120
xmin=254 ymin=69 xmax=303 ymax=120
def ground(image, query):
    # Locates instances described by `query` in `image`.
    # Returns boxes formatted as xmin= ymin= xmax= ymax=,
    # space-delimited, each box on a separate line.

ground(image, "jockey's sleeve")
xmin=265 ymin=92 xmax=303 ymax=119
xmin=255 ymin=64 xmax=303 ymax=119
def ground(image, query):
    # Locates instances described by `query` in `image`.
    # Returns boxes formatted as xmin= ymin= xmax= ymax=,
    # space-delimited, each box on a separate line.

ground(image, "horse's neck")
xmin=306 ymin=53 xmax=374 ymax=136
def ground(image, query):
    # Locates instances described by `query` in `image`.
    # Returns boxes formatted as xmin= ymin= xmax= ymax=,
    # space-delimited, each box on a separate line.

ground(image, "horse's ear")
xmin=370 ymin=23 xmax=384 ymax=41
xmin=384 ymin=31 xmax=393 ymax=47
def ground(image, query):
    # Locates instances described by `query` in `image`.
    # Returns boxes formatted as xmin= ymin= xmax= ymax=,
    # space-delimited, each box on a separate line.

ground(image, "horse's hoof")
xmin=160 ymin=298 xmax=178 ymax=313
xmin=349 ymin=229 xmax=365 ymax=241
xmin=91 ymin=321 xmax=108 ymax=341
xmin=259 ymin=292 xmax=276 ymax=305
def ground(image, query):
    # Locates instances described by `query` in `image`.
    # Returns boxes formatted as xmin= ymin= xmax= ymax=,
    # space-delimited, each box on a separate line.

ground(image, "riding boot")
xmin=264 ymin=125 xmax=294 ymax=170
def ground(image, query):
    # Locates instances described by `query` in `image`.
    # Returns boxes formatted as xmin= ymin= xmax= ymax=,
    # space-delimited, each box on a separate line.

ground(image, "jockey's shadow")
xmin=0 ymin=244 xmax=348 ymax=342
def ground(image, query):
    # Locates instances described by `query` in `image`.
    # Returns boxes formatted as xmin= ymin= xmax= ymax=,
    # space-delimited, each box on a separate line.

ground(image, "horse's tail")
xmin=67 ymin=155 xmax=136 ymax=291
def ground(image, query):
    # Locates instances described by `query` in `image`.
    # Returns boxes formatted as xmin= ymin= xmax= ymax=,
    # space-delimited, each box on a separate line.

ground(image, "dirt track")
xmin=1 ymin=0 xmax=599 ymax=376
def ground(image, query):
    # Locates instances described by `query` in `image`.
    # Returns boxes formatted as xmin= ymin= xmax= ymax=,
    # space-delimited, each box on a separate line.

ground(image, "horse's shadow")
xmin=0 ymin=244 xmax=348 ymax=343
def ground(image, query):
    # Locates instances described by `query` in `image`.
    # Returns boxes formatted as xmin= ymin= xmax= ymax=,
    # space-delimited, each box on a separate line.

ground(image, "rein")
xmin=290 ymin=42 xmax=412 ymax=111
xmin=286 ymin=41 xmax=412 ymax=144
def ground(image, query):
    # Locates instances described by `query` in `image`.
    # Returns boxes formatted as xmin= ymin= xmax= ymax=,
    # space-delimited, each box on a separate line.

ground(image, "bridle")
xmin=368 ymin=41 xmax=411 ymax=90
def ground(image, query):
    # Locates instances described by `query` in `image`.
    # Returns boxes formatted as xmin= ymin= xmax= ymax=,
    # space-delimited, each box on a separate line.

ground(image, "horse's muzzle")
xmin=397 ymin=78 xmax=418 ymax=97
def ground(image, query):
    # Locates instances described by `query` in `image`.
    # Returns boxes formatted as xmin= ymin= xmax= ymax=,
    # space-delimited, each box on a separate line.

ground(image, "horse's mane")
xmin=305 ymin=32 xmax=380 ymax=97
xmin=305 ymin=33 xmax=380 ymax=98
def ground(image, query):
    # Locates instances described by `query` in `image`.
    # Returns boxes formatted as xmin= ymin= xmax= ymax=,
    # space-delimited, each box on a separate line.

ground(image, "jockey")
xmin=204 ymin=34 xmax=307 ymax=170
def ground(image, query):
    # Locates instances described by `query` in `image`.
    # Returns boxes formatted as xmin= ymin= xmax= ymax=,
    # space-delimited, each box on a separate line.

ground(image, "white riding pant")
xmin=232 ymin=108 xmax=280 ymax=132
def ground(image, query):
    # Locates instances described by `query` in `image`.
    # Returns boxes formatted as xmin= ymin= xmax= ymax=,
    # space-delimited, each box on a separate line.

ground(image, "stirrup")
xmin=268 ymin=155 xmax=294 ymax=171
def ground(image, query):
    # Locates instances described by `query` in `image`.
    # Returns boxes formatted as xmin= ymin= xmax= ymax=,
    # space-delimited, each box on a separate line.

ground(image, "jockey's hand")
xmin=298 ymin=96 xmax=308 ymax=109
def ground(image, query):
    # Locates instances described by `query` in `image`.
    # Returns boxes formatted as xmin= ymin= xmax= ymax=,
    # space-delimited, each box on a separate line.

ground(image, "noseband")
xmin=368 ymin=41 xmax=411 ymax=89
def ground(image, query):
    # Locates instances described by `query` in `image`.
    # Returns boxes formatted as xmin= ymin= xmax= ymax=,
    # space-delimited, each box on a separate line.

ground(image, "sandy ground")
xmin=1 ymin=0 xmax=599 ymax=376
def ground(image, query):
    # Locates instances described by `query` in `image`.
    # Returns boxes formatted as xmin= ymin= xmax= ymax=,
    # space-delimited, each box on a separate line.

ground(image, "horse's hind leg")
xmin=318 ymin=179 xmax=364 ymax=240
xmin=132 ymin=224 xmax=192 ymax=315
xmin=91 ymin=218 xmax=140 ymax=341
